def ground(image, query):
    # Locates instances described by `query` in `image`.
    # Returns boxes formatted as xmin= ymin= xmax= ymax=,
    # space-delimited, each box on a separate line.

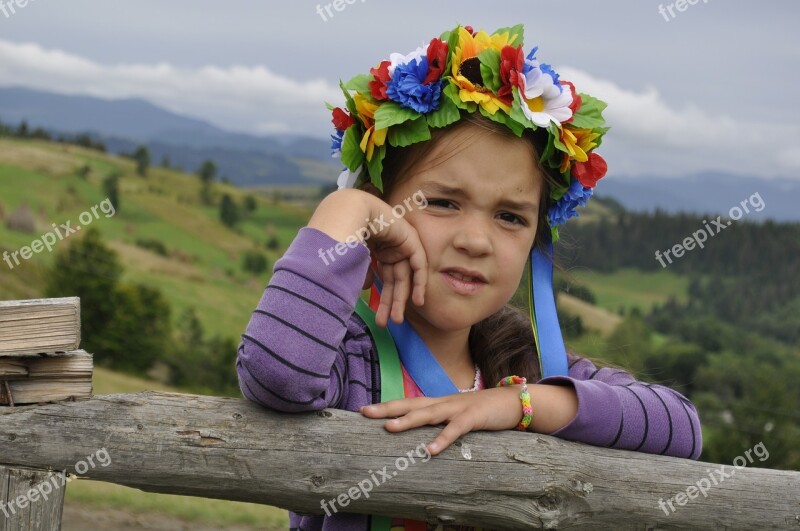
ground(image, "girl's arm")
xmin=532 ymin=354 xmax=703 ymax=460
xmin=237 ymin=188 xmax=428 ymax=413
xmin=236 ymin=190 xmax=375 ymax=412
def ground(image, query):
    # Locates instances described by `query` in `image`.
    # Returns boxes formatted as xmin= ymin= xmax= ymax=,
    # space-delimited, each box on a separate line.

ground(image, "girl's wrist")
xmin=308 ymin=188 xmax=374 ymax=244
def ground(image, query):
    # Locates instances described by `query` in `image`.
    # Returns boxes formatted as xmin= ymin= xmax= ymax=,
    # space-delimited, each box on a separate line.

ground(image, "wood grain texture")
xmin=0 ymin=465 xmax=66 ymax=531
xmin=0 ymin=351 xmax=92 ymax=406
xmin=1 ymin=391 xmax=798 ymax=529
xmin=0 ymin=298 xmax=80 ymax=357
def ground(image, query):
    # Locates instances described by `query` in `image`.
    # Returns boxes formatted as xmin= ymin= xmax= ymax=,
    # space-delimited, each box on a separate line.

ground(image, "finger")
xmin=390 ymin=261 xmax=412 ymax=324
xmin=376 ymin=263 xmax=395 ymax=328
xmin=426 ymin=420 xmax=472 ymax=456
xmin=407 ymin=241 xmax=427 ymax=307
xmin=360 ymin=397 xmax=435 ymax=419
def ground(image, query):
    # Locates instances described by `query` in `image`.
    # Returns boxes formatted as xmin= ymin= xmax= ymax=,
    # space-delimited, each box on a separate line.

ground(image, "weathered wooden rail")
xmin=1 ymin=391 xmax=799 ymax=530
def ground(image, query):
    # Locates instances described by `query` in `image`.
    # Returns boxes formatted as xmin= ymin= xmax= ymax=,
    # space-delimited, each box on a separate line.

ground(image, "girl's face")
xmin=384 ymin=122 xmax=543 ymax=333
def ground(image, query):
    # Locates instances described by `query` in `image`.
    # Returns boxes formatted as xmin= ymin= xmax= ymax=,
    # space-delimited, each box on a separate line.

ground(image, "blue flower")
xmin=386 ymin=57 xmax=443 ymax=113
xmin=548 ymin=178 xmax=593 ymax=226
xmin=330 ymin=129 xmax=344 ymax=159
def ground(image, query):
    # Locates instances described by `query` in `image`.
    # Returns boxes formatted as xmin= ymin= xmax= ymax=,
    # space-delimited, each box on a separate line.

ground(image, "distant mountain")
xmin=0 ymin=86 xmax=338 ymax=186
xmin=2 ymin=86 xmax=797 ymax=217
xmin=597 ymin=173 xmax=799 ymax=222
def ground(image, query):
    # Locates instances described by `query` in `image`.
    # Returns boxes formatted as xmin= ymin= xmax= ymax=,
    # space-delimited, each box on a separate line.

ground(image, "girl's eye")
xmin=498 ymin=212 xmax=527 ymax=226
xmin=428 ymin=199 xmax=455 ymax=209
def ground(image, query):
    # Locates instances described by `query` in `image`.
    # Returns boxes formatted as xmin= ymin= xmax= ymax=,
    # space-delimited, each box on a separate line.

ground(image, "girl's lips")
xmin=442 ymin=271 xmax=486 ymax=295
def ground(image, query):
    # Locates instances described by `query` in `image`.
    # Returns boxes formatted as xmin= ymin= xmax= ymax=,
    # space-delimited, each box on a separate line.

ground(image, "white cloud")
xmin=0 ymin=38 xmax=798 ymax=179
xmin=558 ymin=66 xmax=800 ymax=179
xmin=0 ymin=39 xmax=341 ymax=138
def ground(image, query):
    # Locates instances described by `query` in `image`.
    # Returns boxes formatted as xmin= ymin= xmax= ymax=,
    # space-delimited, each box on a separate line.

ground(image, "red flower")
xmin=424 ymin=38 xmax=448 ymax=84
xmin=498 ymin=45 xmax=524 ymax=106
xmin=560 ymin=80 xmax=582 ymax=123
xmin=369 ymin=60 xmax=392 ymax=101
xmin=331 ymin=107 xmax=355 ymax=131
xmin=572 ymin=153 xmax=607 ymax=188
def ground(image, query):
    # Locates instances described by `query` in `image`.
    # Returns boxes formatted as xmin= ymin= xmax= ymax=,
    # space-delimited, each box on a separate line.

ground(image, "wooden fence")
xmin=1 ymin=298 xmax=799 ymax=530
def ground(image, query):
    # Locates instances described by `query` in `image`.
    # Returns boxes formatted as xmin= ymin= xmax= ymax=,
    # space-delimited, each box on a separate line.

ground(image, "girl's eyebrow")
xmin=421 ymin=181 xmax=539 ymax=212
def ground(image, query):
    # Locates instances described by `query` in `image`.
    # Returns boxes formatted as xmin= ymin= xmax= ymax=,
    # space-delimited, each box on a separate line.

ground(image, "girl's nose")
xmin=452 ymin=217 xmax=493 ymax=256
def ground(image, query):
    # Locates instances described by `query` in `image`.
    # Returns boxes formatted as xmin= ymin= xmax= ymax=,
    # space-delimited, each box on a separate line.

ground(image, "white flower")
xmin=520 ymin=64 xmax=573 ymax=127
xmin=337 ymin=165 xmax=362 ymax=189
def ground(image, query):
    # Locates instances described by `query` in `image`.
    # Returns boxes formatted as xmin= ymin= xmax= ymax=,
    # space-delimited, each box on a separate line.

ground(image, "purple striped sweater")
xmin=236 ymin=227 xmax=703 ymax=530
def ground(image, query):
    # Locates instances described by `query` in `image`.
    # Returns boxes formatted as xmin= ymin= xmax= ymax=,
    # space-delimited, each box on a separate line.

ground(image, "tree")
xmin=45 ymin=228 xmax=123 ymax=360
xmin=242 ymin=250 xmax=268 ymax=275
xmin=243 ymin=195 xmax=257 ymax=214
xmin=219 ymin=194 xmax=240 ymax=227
xmin=133 ymin=146 xmax=151 ymax=177
xmin=197 ymin=160 xmax=217 ymax=185
xmin=197 ymin=160 xmax=217 ymax=205
xmin=103 ymin=173 xmax=120 ymax=212
xmin=44 ymin=227 xmax=171 ymax=373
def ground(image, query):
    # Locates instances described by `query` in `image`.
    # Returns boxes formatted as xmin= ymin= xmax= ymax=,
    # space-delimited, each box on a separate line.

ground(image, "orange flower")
xmin=354 ymin=93 xmax=388 ymax=161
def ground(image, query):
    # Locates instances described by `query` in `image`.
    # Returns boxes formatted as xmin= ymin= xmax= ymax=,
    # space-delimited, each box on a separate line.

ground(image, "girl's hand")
xmin=307 ymin=188 xmax=427 ymax=328
xmin=362 ymin=196 xmax=428 ymax=328
xmin=359 ymin=386 xmax=527 ymax=457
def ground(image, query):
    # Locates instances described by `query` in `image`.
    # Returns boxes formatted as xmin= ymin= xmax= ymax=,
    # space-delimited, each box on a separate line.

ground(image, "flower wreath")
xmin=327 ymin=23 xmax=609 ymax=242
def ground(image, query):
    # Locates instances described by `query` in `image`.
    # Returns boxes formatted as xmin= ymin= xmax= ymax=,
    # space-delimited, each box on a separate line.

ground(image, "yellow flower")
xmin=354 ymin=93 xmax=388 ymax=161
xmin=559 ymin=125 xmax=600 ymax=172
xmin=450 ymin=26 xmax=518 ymax=115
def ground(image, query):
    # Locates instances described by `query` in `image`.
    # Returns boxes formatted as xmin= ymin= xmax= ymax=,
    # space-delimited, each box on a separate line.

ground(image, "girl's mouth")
xmin=442 ymin=271 xmax=486 ymax=295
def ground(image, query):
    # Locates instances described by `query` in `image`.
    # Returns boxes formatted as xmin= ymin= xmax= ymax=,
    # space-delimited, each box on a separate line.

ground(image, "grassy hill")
xmin=0 ymin=135 xmax=692 ymax=349
xmin=0 ymin=137 xmax=313 ymax=341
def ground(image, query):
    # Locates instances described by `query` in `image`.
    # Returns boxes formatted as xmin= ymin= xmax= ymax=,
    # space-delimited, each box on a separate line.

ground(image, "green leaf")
xmin=325 ymin=101 xmax=335 ymax=111
xmin=476 ymin=104 xmax=524 ymax=137
xmin=341 ymin=125 xmax=364 ymax=172
xmin=509 ymin=87 xmax=534 ymax=129
xmin=388 ymin=116 xmax=431 ymax=148
xmin=477 ymin=48 xmax=502 ymax=92
xmin=345 ymin=73 xmax=373 ymax=95
xmin=549 ymin=123 xmax=569 ymax=155
xmin=426 ymin=93 xmax=460 ymax=128
xmin=366 ymin=144 xmax=386 ymax=193
xmin=444 ymin=81 xmax=474 ymax=112
xmin=444 ymin=26 xmax=462 ymax=75
xmin=570 ymin=93 xmax=608 ymax=129
xmin=493 ymin=24 xmax=524 ymax=47
xmin=374 ymin=101 xmax=419 ymax=130
xmin=339 ymin=80 xmax=358 ymax=117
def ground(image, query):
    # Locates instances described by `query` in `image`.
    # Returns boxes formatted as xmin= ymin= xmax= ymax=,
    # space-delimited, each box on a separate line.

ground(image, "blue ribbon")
xmin=369 ymin=236 xmax=568 ymax=397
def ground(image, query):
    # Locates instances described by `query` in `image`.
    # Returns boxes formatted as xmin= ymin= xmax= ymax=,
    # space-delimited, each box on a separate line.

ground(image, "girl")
xmin=237 ymin=23 xmax=702 ymax=531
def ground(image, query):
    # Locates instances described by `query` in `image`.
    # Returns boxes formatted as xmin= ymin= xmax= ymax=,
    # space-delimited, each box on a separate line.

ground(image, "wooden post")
xmin=0 ymin=297 xmax=88 ymax=530
xmin=0 ymin=465 xmax=66 ymax=531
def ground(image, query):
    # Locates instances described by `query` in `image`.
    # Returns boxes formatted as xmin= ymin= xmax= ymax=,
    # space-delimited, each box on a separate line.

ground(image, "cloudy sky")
xmin=1 ymin=0 xmax=798 ymax=179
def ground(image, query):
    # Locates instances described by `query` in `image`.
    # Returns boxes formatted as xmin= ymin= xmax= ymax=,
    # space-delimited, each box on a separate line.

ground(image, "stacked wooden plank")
xmin=0 ymin=297 xmax=92 ymax=406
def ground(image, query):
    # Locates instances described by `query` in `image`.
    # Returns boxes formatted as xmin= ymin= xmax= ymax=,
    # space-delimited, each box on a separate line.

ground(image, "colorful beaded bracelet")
xmin=495 ymin=375 xmax=533 ymax=431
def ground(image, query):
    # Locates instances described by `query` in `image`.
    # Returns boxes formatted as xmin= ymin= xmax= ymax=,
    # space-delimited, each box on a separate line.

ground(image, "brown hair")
xmin=366 ymin=112 xmax=567 ymax=386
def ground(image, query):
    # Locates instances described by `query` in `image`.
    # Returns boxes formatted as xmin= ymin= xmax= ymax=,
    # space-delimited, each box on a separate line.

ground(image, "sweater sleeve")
xmin=537 ymin=353 xmax=703 ymax=460
xmin=236 ymin=226 xmax=371 ymax=412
